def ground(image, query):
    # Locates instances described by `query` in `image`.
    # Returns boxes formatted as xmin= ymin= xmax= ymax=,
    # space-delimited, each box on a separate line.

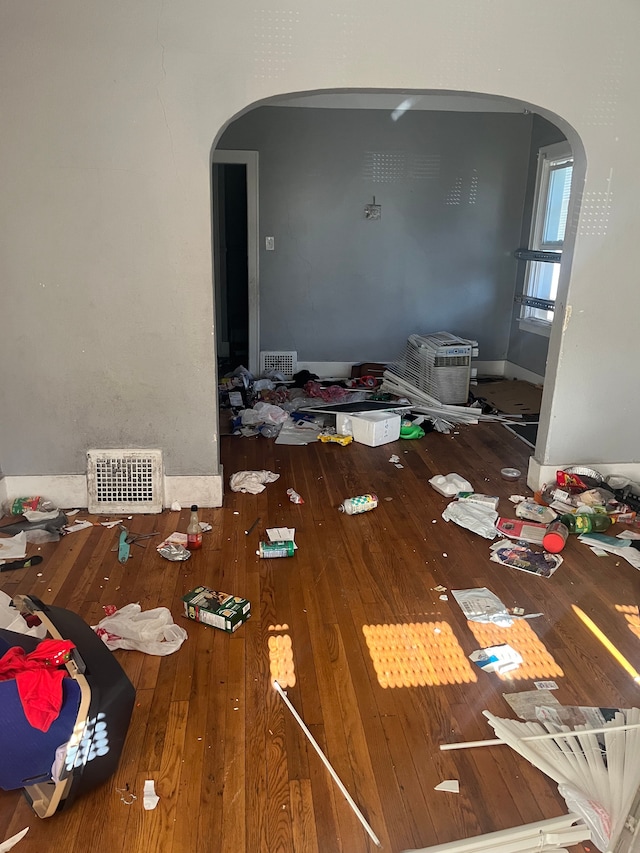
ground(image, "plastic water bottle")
xmin=339 ymin=494 xmax=378 ymax=514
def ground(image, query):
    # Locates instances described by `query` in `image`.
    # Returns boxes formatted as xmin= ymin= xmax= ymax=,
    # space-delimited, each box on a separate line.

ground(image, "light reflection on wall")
xmin=467 ymin=620 xmax=563 ymax=681
xmin=362 ymin=622 xmax=477 ymax=688
xmin=615 ymin=605 xmax=640 ymax=640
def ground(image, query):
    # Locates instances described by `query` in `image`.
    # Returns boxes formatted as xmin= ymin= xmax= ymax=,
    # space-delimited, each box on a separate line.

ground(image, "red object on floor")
xmin=0 ymin=639 xmax=75 ymax=731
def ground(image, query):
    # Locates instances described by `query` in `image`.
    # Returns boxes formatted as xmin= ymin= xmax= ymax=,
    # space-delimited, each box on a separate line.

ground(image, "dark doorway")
xmin=213 ymin=163 xmax=249 ymax=374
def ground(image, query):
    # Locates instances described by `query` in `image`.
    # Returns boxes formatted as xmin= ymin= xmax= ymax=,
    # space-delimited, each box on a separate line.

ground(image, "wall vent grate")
xmin=260 ymin=351 xmax=297 ymax=379
xmin=87 ymin=449 xmax=163 ymax=514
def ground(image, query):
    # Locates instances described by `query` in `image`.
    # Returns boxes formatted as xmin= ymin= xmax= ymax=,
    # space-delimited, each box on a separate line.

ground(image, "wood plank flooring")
xmin=1 ymin=423 xmax=639 ymax=852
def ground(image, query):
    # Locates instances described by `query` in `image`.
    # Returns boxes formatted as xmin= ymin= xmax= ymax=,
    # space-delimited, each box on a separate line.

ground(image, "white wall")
xmin=1 ymin=0 xmax=638 ymax=491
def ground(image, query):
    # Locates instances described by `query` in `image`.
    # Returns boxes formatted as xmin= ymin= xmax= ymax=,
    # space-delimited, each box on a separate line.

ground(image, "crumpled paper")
xmin=229 ymin=471 xmax=280 ymax=495
xmin=441 ymin=500 xmax=497 ymax=539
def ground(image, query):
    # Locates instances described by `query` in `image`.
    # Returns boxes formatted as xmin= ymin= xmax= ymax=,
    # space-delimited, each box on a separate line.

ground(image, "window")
xmin=519 ymin=142 xmax=573 ymax=334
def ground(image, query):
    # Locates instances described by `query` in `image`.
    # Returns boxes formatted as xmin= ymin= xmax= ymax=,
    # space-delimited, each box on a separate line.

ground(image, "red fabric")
xmin=0 ymin=639 xmax=75 ymax=732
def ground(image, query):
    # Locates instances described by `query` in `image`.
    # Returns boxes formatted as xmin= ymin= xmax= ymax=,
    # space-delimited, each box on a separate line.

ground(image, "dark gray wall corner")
xmin=219 ymin=107 xmax=534 ymax=365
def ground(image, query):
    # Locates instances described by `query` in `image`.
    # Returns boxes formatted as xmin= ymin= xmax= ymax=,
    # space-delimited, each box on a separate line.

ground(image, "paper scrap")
xmin=170 ymin=501 xmax=181 ymax=511
xmin=438 ymin=594 xmax=448 ymax=601
xmin=157 ymin=532 xmax=188 ymax=549
xmin=65 ymin=509 xmax=80 ymax=516
xmin=434 ymin=780 xmax=459 ymax=793
xmin=143 ymin=779 xmax=160 ymax=810
xmin=100 ymin=519 xmax=124 ymax=528
xmin=0 ymin=828 xmax=29 ymax=853
xmin=267 ymin=528 xmax=297 ymax=549
xmin=469 ymin=644 xmax=523 ymax=675
xmin=64 ymin=520 xmax=94 ymax=533
xmin=534 ymin=680 xmax=559 ymax=691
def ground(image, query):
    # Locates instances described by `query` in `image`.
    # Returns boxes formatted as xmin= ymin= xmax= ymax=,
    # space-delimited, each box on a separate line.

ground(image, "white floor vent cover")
xmin=87 ymin=449 xmax=163 ymax=514
xmin=260 ymin=350 xmax=297 ymax=379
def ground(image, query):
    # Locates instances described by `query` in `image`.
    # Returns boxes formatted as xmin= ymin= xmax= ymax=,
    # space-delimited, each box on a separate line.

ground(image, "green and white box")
xmin=182 ymin=585 xmax=251 ymax=633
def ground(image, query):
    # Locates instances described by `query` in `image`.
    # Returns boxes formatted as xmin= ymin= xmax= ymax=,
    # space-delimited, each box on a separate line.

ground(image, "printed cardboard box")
xmin=182 ymin=586 xmax=251 ymax=633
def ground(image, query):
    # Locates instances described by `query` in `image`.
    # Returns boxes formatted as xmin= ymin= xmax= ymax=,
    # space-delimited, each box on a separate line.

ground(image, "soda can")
xmin=257 ymin=540 xmax=295 ymax=558
xmin=339 ymin=494 xmax=379 ymax=515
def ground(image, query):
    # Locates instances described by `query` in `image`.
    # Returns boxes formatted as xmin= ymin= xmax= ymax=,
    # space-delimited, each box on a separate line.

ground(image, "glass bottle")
xmin=559 ymin=513 xmax=611 ymax=534
xmin=187 ymin=504 xmax=203 ymax=550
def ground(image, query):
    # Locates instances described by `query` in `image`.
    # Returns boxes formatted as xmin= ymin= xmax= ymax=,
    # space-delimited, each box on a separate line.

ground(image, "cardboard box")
xmin=350 ymin=362 xmax=387 ymax=378
xmin=348 ymin=411 xmax=401 ymax=447
xmin=182 ymin=586 xmax=251 ymax=633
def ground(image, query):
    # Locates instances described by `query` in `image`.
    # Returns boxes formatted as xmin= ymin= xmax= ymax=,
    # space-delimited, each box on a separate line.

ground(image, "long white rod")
xmin=440 ymin=721 xmax=640 ymax=751
xmin=273 ymin=680 xmax=381 ymax=848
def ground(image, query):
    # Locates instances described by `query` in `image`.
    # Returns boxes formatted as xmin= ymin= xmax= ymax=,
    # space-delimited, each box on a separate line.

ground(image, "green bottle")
xmin=560 ymin=513 xmax=611 ymax=534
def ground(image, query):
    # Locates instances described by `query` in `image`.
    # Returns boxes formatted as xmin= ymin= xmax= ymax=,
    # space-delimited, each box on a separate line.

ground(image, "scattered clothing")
xmin=0 ymin=639 xmax=75 ymax=731
xmin=229 ymin=470 xmax=280 ymax=494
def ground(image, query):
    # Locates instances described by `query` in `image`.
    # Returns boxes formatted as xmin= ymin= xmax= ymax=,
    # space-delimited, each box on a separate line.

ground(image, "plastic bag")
xmin=92 ymin=603 xmax=187 ymax=656
xmin=558 ymin=783 xmax=612 ymax=852
xmin=0 ymin=591 xmax=46 ymax=638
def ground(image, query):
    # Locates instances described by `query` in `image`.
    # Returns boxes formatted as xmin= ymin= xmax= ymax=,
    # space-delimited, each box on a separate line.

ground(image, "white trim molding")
xmin=0 ymin=473 xmax=224 ymax=511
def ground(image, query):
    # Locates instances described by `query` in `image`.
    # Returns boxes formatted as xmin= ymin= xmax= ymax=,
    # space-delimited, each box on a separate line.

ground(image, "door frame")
xmin=212 ymin=149 xmax=259 ymax=376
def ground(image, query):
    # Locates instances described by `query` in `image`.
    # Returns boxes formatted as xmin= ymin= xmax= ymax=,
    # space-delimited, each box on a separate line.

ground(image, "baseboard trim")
xmin=528 ymin=458 xmax=640 ymax=492
xmin=474 ymin=360 xmax=544 ymax=385
xmin=299 ymin=360 xmax=545 ymax=386
xmin=0 ymin=473 xmax=224 ymax=511
xmin=163 ymin=474 xmax=224 ymax=509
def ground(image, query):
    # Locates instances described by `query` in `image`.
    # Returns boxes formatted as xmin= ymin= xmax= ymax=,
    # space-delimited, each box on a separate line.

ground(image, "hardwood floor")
xmin=1 ymin=424 xmax=639 ymax=852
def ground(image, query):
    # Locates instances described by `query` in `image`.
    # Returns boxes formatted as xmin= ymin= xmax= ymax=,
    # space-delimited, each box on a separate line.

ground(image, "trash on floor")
xmin=257 ymin=540 xmax=295 ymax=559
xmin=266 ymin=527 xmax=296 ymax=548
xmin=442 ymin=500 xmax=498 ymax=539
xmin=157 ymin=532 xmax=191 ymax=562
xmin=456 ymin=492 xmax=499 ymax=510
xmin=483 ymin=707 xmax=640 ymax=852
xmin=469 ymin=644 xmax=523 ymax=675
xmin=0 ymin=827 xmax=29 ymax=853
xmin=93 ymin=603 xmax=188 ymax=654
xmin=490 ymin=541 xmax=562 ymax=578
xmin=182 ymin=586 xmax=251 ymax=633
xmin=451 ymin=587 xmax=513 ymax=627
xmin=0 ymin=532 xmax=27 ymax=562
xmin=429 ymin=473 xmax=473 ymax=496
xmin=434 ymin=779 xmax=459 ymax=793
xmin=318 ymin=432 xmax=352 ymax=446
xmin=143 ymin=779 xmax=160 ymax=811
xmin=339 ymin=494 xmax=378 ymax=515
xmin=495 ymin=517 xmax=547 ymax=545
xmin=0 ymin=590 xmax=46 ymax=638
xmin=229 ymin=470 xmax=280 ymax=494
xmin=336 ymin=411 xmax=401 ymax=447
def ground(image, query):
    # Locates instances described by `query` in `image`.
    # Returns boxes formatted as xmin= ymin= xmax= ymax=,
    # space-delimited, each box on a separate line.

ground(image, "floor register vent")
xmin=87 ymin=449 xmax=163 ymax=514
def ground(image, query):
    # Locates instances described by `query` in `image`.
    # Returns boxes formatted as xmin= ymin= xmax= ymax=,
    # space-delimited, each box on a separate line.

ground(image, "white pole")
xmin=273 ymin=680 xmax=382 ymax=848
xmin=440 ymin=721 xmax=640 ymax=751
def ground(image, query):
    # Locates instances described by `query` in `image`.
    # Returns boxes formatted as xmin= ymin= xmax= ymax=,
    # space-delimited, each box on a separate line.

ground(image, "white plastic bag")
xmin=92 ymin=603 xmax=187 ymax=656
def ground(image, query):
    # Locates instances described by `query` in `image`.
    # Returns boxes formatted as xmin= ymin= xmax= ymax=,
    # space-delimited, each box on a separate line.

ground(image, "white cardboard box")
xmin=339 ymin=412 xmax=401 ymax=447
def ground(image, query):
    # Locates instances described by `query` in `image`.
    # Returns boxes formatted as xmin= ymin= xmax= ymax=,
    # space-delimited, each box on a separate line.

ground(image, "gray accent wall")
xmin=219 ymin=107 xmax=532 ymax=364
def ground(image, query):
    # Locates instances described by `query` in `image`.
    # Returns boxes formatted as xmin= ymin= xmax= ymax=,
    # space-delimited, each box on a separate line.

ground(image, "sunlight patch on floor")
xmin=362 ymin=621 xmax=478 ymax=688
xmin=467 ymin=619 xmax=564 ymax=681
xmin=615 ymin=604 xmax=640 ymax=640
